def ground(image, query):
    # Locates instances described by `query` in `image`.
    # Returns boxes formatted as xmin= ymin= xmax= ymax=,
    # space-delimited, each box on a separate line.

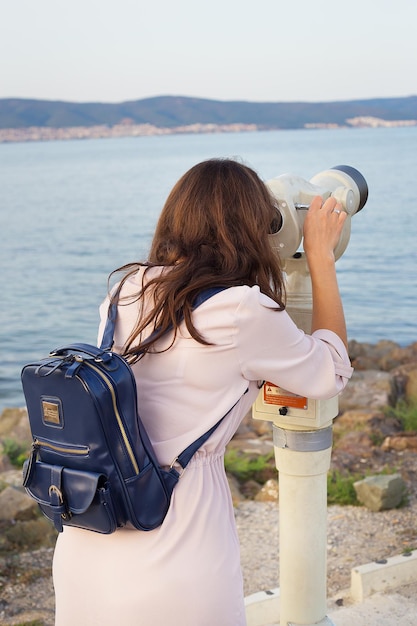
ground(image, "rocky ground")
xmin=1 ymin=339 xmax=417 ymax=626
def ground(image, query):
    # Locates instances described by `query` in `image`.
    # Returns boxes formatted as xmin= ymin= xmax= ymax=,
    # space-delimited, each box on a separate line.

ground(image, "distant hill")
xmin=0 ymin=95 xmax=416 ymax=130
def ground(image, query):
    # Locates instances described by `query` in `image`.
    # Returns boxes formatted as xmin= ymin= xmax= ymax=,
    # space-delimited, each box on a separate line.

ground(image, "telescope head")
xmin=267 ymin=165 xmax=368 ymax=260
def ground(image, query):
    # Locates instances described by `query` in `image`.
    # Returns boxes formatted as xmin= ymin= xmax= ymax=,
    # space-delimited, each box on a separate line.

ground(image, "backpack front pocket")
xmin=23 ymin=460 xmax=117 ymax=534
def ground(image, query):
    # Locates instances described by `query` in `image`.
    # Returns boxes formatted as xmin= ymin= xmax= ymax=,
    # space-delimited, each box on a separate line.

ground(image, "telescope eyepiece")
xmin=331 ymin=165 xmax=369 ymax=212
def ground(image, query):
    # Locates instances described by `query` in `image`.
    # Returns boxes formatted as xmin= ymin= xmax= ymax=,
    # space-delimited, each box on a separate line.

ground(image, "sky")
xmin=1 ymin=0 xmax=417 ymax=104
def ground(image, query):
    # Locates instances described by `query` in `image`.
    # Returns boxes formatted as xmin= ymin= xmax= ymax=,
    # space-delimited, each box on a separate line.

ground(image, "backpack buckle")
xmin=169 ymin=457 xmax=186 ymax=478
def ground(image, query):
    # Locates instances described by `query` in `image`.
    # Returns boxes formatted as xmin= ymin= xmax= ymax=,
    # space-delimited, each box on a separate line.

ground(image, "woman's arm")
xmin=303 ymin=196 xmax=348 ymax=349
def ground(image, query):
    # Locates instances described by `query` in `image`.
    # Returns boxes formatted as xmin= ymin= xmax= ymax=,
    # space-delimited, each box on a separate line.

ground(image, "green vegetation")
xmin=224 ymin=449 xmax=275 ymax=484
xmin=2 ymin=438 xmax=28 ymax=468
xmin=225 ymin=448 xmax=405 ymax=507
xmin=327 ymin=466 xmax=407 ymax=507
xmin=327 ymin=470 xmax=360 ymax=506
xmin=385 ymin=399 xmax=417 ymax=432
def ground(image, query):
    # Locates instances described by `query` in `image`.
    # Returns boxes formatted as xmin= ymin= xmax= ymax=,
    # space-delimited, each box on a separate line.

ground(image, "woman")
xmin=53 ymin=158 xmax=352 ymax=625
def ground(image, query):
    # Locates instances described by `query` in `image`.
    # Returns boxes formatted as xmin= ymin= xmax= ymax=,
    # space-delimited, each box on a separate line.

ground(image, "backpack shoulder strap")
xmin=99 ymin=282 xmax=123 ymax=351
xmin=174 ymin=388 xmax=248 ymax=472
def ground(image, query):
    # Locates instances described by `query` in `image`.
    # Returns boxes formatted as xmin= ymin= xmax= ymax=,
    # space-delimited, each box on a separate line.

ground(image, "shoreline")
xmin=1 ymin=117 xmax=416 ymax=144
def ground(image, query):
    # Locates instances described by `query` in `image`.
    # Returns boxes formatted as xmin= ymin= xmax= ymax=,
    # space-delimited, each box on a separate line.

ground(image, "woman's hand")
xmin=303 ymin=196 xmax=347 ymax=264
xmin=302 ymin=196 xmax=348 ymax=348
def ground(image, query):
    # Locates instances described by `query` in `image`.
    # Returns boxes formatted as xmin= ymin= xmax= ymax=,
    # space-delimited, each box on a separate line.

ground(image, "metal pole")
xmin=274 ymin=426 xmax=335 ymax=626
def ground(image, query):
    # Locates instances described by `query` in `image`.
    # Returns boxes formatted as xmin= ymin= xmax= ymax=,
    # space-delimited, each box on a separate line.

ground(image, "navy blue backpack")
xmin=21 ymin=287 xmax=231 ymax=534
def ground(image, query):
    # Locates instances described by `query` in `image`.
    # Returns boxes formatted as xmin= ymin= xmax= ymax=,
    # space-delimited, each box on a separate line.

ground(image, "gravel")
xmin=237 ymin=496 xmax=417 ymax=599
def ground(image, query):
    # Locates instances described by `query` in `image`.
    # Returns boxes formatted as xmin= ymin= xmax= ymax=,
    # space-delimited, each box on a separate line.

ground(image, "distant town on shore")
xmin=0 ymin=95 xmax=416 ymax=143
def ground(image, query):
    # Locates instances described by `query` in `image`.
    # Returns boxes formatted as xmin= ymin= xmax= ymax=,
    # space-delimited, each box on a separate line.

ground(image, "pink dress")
xmin=53 ymin=267 xmax=352 ymax=626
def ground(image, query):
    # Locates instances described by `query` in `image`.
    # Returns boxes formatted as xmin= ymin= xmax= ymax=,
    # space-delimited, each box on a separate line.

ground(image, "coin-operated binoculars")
xmin=252 ymin=166 xmax=368 ymax=626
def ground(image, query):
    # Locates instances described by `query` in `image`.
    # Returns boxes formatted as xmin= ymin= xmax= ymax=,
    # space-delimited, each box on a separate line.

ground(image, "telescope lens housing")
xmin=330 ymin=165 xmax=368 ymax=212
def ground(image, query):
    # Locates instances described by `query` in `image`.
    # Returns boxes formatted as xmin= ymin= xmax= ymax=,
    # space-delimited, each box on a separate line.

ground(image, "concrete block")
xmin=351 ymin=550 xmax=417 ymax=602
xmin=245 ymin=588 xmax=280 ymax=626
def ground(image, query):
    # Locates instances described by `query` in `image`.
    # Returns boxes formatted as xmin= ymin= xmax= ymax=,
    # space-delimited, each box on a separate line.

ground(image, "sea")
xmin=1 ymin=126 xmax=416 ymax=413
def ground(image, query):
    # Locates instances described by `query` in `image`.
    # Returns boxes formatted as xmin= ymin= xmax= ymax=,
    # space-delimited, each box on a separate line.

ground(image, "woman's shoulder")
xmin=216 ymin=284 xmax=280 ymax=311
xmin=192 ymin=285 xmax=281 ymax=330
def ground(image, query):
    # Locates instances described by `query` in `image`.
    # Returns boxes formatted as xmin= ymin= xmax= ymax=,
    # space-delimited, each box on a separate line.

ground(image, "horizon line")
xmin=0 ymin=93 xmax=416 ymax=106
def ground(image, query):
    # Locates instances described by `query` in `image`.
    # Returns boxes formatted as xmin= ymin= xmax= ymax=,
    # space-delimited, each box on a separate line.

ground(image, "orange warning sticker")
xmin=263 ymin=382 xmax=308 ymax=410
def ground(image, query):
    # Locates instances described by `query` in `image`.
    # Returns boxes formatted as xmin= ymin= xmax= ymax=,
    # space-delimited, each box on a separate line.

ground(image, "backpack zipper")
xmin=83 ymin=360 xmax=140 ymax=475
xmin=34 ymin=438 xmax=89 ymax=456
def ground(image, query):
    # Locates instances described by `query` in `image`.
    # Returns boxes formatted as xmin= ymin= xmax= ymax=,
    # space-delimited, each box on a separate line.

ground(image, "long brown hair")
xmin=109 ymin=158 xmax=285 ymax=360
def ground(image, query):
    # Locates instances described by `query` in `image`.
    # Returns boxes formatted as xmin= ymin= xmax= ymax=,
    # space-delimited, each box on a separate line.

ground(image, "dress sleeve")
xmin=234 ymin=286 xmax=353 ymax=400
